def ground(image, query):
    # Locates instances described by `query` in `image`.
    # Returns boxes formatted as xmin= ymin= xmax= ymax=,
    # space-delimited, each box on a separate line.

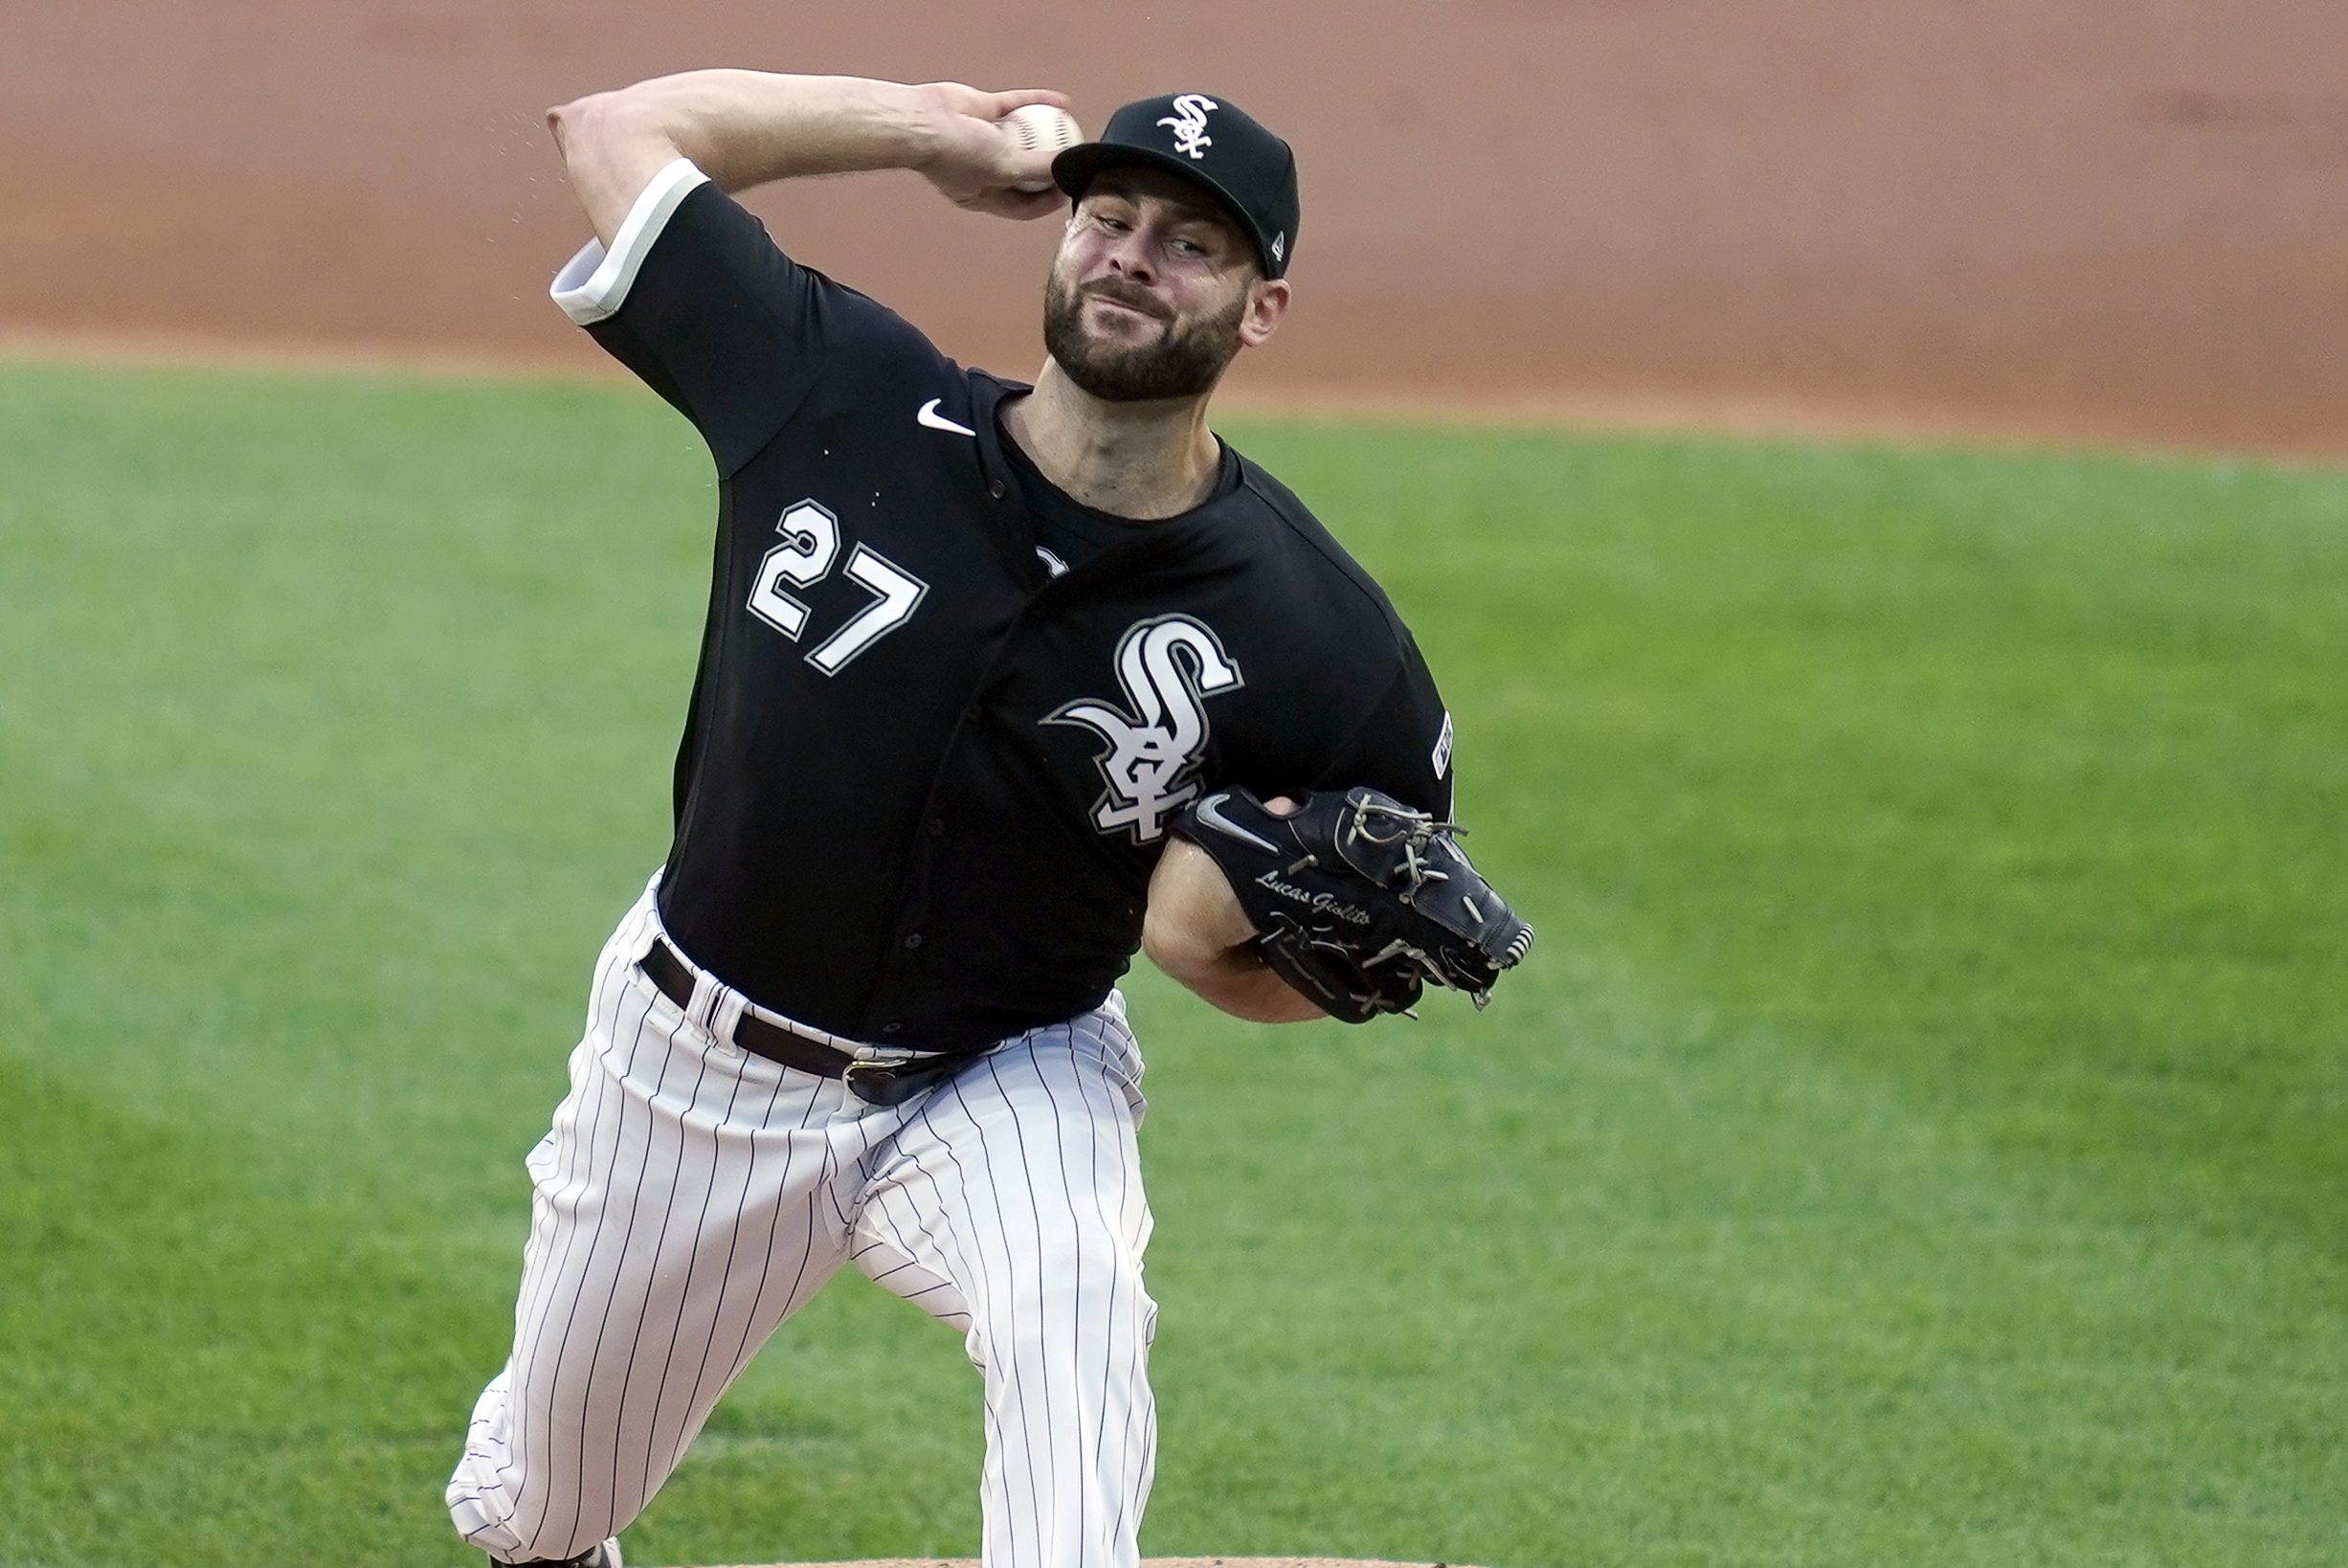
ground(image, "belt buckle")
xmin=843 ymin=1055 xmax=957 ymax=1108
xmin=842 ymin=1060 xmax=906 ymax=1106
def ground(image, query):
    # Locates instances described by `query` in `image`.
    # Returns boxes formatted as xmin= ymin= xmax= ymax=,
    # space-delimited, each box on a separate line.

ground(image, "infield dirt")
xmin=5 ymin=1 xmax=2344 ymax=459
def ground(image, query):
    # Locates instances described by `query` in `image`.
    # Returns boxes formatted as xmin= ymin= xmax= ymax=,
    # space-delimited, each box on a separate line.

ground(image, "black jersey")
xmin=551 ymin=162 xmax=1456 ymax=1053
xmin=998 ymin=418 xmax=1228 ymax=577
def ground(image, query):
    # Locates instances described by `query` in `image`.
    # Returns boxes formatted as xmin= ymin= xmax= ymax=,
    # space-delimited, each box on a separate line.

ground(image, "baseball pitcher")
xmin=445 ymin=70 xmax=1528 ymax=1568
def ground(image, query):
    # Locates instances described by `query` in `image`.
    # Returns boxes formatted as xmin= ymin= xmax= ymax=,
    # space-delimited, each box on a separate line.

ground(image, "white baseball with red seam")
xmin=1002 ymin=104 xmax=1083 ymax=191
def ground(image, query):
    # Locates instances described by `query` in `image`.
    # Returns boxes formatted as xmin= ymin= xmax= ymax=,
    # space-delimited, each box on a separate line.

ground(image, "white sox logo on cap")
xmin=1156 ymin=94 xmax=1218 ymax=160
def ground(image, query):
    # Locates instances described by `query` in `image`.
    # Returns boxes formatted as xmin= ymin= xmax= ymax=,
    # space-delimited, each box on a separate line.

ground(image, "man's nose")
xmin=1105 ymin=228 xmax=1157 ymax=283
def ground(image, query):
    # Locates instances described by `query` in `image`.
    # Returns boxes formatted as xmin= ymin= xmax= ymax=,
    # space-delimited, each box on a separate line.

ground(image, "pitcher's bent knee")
xmin=446 ymin=1369 xmax=624 ymax=1564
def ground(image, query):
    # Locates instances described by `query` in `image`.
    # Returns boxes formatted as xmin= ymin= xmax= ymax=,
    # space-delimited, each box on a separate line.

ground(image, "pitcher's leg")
xmin=855 ymin=1009 xmax=1157 ymax=1568
xmin=449 ymin=927 xmax=858 ymax=1561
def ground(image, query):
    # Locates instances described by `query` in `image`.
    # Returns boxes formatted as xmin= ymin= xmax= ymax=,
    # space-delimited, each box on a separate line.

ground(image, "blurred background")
xmin=5 ymin=0 xmax=2344 ymax=458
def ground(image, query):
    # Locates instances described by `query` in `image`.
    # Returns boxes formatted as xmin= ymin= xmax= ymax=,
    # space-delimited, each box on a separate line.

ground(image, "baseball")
xmin=1002 ymin=103 xmax=1083 ymax=191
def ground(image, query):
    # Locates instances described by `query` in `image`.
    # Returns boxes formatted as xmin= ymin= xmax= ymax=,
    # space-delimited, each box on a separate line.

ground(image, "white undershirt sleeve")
xmin=549 ymin=158 xmax=712 ymax=325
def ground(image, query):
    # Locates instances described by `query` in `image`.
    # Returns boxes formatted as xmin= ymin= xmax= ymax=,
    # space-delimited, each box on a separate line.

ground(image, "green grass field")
xmin=2 ymin=360 xmax=2341 ymax=1568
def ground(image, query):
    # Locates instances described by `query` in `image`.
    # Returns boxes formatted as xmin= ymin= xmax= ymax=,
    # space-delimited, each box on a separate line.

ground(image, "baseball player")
xmin=446 ymin=72 xmax=1517 ymax=1568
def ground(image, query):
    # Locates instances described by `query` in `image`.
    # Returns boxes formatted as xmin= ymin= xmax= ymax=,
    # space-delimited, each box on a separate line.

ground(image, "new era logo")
xmin=1269 ymin=232 xmax=1286 ymax=263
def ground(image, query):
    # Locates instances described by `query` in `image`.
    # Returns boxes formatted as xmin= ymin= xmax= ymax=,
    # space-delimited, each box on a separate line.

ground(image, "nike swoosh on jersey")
xmin=1192 ymin=791 xmax=1282 ymax=853
xmin=917 ymin=398 xmax=977 ymax=437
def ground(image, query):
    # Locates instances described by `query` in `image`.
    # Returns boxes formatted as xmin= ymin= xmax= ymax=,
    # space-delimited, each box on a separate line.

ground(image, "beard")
xmin=1042 ymin=271 xmax=1249 ymax=402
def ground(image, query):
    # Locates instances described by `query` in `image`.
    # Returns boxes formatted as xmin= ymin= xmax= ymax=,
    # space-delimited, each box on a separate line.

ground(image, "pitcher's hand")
xmin=915 ymin=82 xmax=1074 ymax=218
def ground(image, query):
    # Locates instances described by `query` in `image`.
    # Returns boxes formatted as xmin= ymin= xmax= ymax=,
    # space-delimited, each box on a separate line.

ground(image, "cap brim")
xmin=1051 ymin=143 xmax=1281 ymax=277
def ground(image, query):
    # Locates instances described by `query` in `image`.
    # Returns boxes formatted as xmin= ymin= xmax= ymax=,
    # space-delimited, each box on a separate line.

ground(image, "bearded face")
xmin=1041 ymin=266 xmax=1251 ymax=403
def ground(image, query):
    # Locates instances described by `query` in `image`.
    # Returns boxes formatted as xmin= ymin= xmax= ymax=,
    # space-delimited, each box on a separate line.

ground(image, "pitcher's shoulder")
xmin=1219 ymin=448 xmax=1413 ymax=632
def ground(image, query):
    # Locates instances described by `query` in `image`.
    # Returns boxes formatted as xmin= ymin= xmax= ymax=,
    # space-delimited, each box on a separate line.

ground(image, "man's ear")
xmin=1238 ymin=277 xmax=1292 ymax=348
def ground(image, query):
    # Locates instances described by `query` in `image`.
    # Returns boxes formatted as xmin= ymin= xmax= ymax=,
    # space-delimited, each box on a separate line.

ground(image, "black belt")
xmin=638 ymin=936 xmax=961 ymax=1106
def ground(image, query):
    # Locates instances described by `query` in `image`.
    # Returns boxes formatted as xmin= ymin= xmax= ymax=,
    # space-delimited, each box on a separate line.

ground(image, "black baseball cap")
xmin=1052 ymin=93 xmax=1301 ymax=280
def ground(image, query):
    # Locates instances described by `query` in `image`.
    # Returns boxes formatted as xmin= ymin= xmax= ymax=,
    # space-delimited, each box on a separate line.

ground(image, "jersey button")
xmin=988 ymin=479 xmax=1007 ymax=501
xmin=881 ymin=1020 xmax=904 ymax=1035
xmin=927 ymin=818 xmax=946 ymax=838
xmin=904 ymin=932 xmax=924 ymax=951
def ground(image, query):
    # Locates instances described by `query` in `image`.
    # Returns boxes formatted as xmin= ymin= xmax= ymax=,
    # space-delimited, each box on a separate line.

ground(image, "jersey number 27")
xmin=747 ymin=498 xmax=929 ymax=674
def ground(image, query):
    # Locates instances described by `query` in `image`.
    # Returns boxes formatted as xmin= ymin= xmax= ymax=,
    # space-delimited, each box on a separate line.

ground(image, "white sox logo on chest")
xmin=1046 ymin=615 xmax=1243 ymax=842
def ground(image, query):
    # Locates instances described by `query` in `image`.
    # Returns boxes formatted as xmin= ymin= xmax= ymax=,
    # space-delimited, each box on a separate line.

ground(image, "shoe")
xmin=489 ymin=1541 xmax=621 ymax=1568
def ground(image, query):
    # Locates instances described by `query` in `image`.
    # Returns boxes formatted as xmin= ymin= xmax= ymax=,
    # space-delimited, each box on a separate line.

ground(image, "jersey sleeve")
xmin=1309 ymin=631 xmax=1457 ymax=818
xmin=548 ymin=159 xmax=890 ymax=475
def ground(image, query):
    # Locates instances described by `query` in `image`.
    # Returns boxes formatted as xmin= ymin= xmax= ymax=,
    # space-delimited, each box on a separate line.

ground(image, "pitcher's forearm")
xmin=557 ymin=73 xmax=939 ymax=190
xmin=1150 ymin=936 xmax=1331 ymax=1024
xmin=548 ymin=73 xmax=942 ymax=244
xmin=1142 ymin=835 xmax=1328 ymax=1024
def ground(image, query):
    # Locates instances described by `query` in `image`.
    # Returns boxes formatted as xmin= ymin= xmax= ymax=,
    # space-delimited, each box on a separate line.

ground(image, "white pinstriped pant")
xmin=447 ymin=881 xmax=1157 ymax=1565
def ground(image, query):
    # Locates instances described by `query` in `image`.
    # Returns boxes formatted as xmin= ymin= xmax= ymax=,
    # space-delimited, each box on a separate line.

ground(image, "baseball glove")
xmin=1170 ymin=784 xmax=1534 ymax=1023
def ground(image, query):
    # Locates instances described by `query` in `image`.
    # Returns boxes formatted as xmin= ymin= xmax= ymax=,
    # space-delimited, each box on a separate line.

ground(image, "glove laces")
xmin=1346 ymin=797 xmax=1459 ymax=893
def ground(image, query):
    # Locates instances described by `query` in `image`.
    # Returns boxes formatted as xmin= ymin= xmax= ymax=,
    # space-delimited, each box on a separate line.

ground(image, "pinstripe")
xmin=852 ymin=1200 xmax=971 ymax=1322
xmin=476 ymin=936 xmax=654 ymax=1545
xmin=926 ymin=1086 xmax=1035 ymax=1558
xmin=497 ymin=947 xmax=668 ymax=1550
xmin=723 ymin=1074 xmax=835 ymax=1372
xmin=861 ymin=1138 xmax=997 ymax=1489
xmin=842 ymin=1028 xmax=1155 ymax=1568
xmin=683 ymin=1068 xmax=839 ymax=1446
xmin=1065 ymin=1019 xmax=1136 ymax=1558
xmin=511 ymin=930 xmax=643 ymax=1396
xmin=504 ymin=932 xmax=639 ymax=1468
xmin=660 ymin=1056 xmax=784 ymax=1483
xmin=456 ymin=996 xmax=847 ymax=1554
xmin=606 ymin=1036 xmax=716 ymax=1510
xmin=1088 ymin=1021 xmax=1156 ymax=1547
xmin=451 ymin=885 xmax=1157 ymax=1566
xmin=877 ymin=1101 xmax=1021 ymax=1544
xmin=635 ymin=1043 xmax=738 ymax=1496
xmin=549 ymin=991 xmax=691 ymax=1551
xmin=1067 ymin=1030 xmax=1126 ymax=1543
xmin=1089 ymin=1023 xmax=1154 ymax=1549
xmin=1067 ymin=1020 xmax=1154 ymax=1560
xmin=933 ymin=1079 xmax=1047 ymax=1560
xmin=984 ymin=1049 xmax=1070 ymax=1550
xmin=832 ymin=1109 xmax=882 ymax=1233
xmin=861 ymin=1140 xmax=993 ymax=1356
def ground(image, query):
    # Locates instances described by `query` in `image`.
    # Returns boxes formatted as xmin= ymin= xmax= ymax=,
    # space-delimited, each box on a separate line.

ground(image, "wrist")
xmin=901 ymin=82 xmax=960 ymax=174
